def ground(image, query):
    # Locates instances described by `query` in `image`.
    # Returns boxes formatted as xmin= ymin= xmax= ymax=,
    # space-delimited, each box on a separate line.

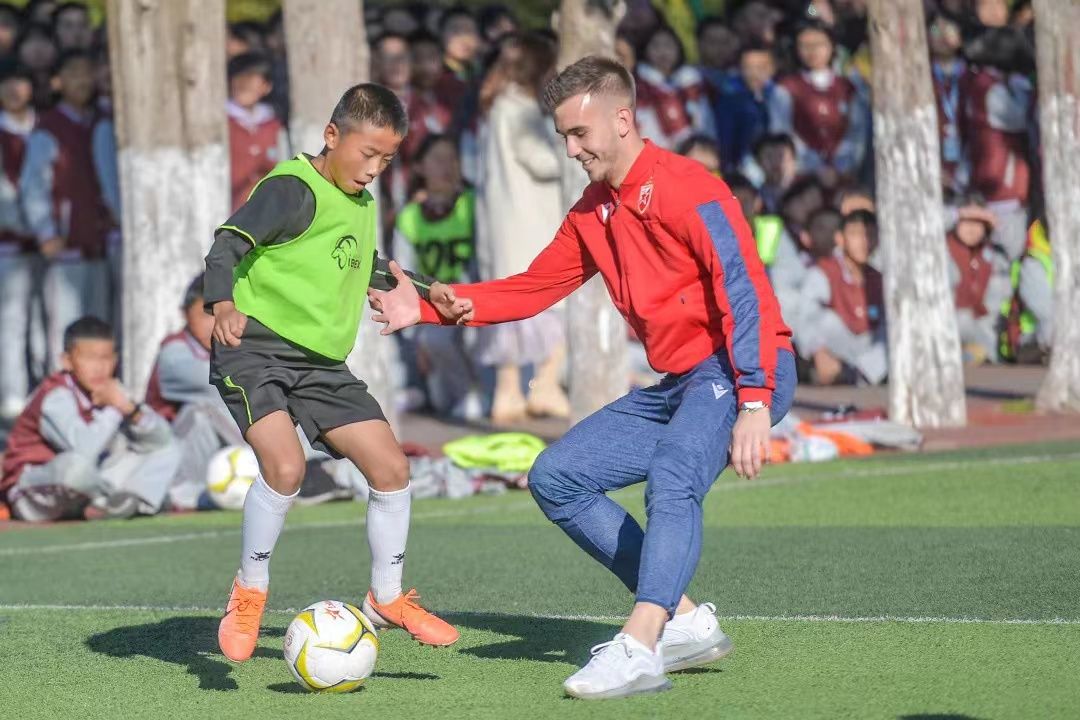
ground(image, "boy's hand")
xmin=212 ymin=301 xmax=247 ymax=347
xmin=368 ymin=261 xmax=420 ymax=335
xmin=430 ymin=282 xmax=474 ymax=325
xmin=91 ymin=379 xmax=135 ymax=416
xmin=730 ymin=407 xmax=771 ymax=480
xmin=40 ymin=236 xmax=65 ymax=258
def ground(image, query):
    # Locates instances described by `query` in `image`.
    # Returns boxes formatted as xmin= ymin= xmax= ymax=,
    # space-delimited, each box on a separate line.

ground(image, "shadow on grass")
xmin=446 ymin=611 xmax=616 ymax=664
xmin=268 ymin=672 xmax=439 ymax=694
xmin=899 ymin=716 xmax=988 ymax=720
xmin=86 ymin=615 xmax=283 ymax=691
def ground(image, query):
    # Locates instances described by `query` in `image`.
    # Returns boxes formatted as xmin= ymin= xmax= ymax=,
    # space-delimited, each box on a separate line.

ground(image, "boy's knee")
xmin=366 ymin=454 xmax=410 ymax=493
xmin=262 ymin=458 xmax=306 ymax=494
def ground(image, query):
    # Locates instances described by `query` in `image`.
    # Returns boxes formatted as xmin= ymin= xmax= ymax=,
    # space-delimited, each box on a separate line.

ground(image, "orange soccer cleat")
xmin=361 ymin=589 xmax=460 ymax=647
xmin=218 ymin=578 xmax=268 ymax=662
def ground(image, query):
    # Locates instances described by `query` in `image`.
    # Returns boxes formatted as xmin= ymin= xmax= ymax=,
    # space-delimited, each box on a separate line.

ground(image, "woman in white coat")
xmin=474 ymin=32 xmax=569 ymax=423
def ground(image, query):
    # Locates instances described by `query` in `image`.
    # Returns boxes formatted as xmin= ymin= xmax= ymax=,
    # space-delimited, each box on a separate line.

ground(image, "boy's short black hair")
xmin=408 ymin=29 xmax=440 ymax=48
xmin=781 ymin=175 xmax=825 ymax=207
xmin=753 ymin=132 xmax=796 ymax=159
xmin=227 ymin=51 xmax=272 ymax=82
xmin=0 ymin=59 xmax=34 ymax=85
xmin=438 ymin=5 xmax=476 ymax=37
xmin=806 ymin=207 xmax=843 ymax=257
xmin=182 ymin=273 xmax=205 ymax=310
xmin=329 ymin=82 xmax=409 ymax=137
xmin=63 ymin=315 xmax=113 ymax=352
xmin=53 ymin=1 xmax=89 ymax=25
xmin=724 ymin=172 xmax=758 ymax=197
xmin=696 ymin=16 xmax=731 ymax=39
xmin=53 ymin=47 xmax=93 ymax=75
xmin=675 ymin=133 xmax=719 ymax=158
xmin=841 ymin=209 xmax=877 ymax=231
xmin=414 ymin=132 xmax=455 ymax=164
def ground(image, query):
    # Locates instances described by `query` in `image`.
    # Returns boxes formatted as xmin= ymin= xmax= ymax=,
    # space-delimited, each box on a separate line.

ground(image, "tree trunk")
xmin=107 ymin=0 xmax=229 ymax=392
xmin=867 ymin=0 xmax=967 ymax=428
xmin=1033 ymin=0 xmax=1080 ymax=413
xmin=555 ymin=0 xmax=629 ymax=425
xmin=282 ymin=0 xmax=398 ymax=426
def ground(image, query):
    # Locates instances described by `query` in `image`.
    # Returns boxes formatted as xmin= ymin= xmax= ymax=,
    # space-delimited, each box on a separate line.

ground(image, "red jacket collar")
xmin=609 ymin=139 xmax=659 ymax=206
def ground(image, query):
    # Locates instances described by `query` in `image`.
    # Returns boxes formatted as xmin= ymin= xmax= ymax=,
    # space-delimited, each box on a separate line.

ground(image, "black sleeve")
xmin=218 ymin=175 xmax=316 ymax=246
xmin=369 ymin=251 xmax=438 ymax=302
xmin=203 ymin=176 xmax=317 ymax=310
xmin=203 ymin=231 xmax=250 ymax=309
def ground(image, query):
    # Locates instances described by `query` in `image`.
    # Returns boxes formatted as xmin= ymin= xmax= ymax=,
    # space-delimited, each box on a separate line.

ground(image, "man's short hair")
xmin=63 ymin=315 xmax=113 ymax=352
xmin=329 ymin=82 xmax=409 ymax=137
xmin=541 ymin=55 xmax=636 ymax=113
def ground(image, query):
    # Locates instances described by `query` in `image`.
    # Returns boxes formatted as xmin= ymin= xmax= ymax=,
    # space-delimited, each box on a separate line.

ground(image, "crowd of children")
xmin=0 ymin=0 xmax=1062 ymax=523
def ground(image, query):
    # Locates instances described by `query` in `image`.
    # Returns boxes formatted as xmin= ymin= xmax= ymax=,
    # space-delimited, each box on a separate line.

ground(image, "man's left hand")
xmin=730 ymin=407 xmax=771 ymax=480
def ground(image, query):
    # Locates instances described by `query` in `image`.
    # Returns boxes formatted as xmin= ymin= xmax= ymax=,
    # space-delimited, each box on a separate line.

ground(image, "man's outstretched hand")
xmin=368 ymin=261 xmax=474 ymax=335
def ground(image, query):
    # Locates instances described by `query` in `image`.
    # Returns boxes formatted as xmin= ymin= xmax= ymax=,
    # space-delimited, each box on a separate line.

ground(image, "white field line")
xmin=2 ymin=450 xmax=1078 ymax=558
xmin=0 ymin=603 xmax=1077 ymax=626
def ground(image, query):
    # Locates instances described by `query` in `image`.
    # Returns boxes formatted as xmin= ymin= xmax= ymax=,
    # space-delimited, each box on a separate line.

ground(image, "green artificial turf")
xmin=2 ymin=440 xmax=1078 ymax=719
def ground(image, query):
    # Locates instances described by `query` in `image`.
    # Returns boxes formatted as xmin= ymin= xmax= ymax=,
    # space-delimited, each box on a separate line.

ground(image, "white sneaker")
xmin=660 ymin=602 xmax=734 ymax=672
xmin=563 ymin=633 xmax=672 ymax=700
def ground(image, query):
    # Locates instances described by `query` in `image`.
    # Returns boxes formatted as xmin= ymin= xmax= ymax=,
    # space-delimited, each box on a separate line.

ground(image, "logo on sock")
xmin=391 ymin=552 xmax=406 ymax=565
xmin=251 ymin=550 xmax=271 ymax=561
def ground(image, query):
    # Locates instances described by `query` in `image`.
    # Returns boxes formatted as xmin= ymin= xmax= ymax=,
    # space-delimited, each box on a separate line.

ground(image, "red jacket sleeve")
xmin=420 ymin=215 xmax=597 ymax=325
xmin=680 ymin=195 xmax=778 ymax=406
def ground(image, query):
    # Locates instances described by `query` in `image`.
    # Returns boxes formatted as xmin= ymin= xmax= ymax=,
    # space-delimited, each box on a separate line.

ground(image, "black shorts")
xmin=209 ymin=317 xmax=385 ymax=457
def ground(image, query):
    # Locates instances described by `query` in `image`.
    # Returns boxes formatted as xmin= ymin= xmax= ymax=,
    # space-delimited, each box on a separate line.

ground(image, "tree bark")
xmin=867 ymin=0 xmax=967 ymax=428
xmin=555 ymin=0 xmax=629 ymax=425
xmin=107 ymin=0 xmax=229 ymax=392
xmin=282 ymin=0 xmax=398 ymax=426
xmin=1033 ymin=0 xmax=1080 ymax=412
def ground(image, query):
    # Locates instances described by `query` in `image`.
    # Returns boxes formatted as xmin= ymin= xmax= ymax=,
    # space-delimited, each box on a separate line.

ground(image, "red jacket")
xmin=421 ymin=141 xmax=792 ymax=405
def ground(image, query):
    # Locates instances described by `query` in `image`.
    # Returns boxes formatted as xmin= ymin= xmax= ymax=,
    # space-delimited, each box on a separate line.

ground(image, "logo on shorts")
xmin=331 ymin=235 xmax=362 ymax=270
xmin=712 ymin=383 xmax=729 ymax=400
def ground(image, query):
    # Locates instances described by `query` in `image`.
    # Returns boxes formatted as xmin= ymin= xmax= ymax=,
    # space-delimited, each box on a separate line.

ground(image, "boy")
xmin=1 ymin=316 xmax=181 ymax=522
xmin=145 ymin=274 xmax=245 ymax=509
xmin=204 ymin=83 xmax=465 ymax=663
xmin=372 ymin=56 xmax=796 ymax=699
xmin=392 ymin=133 xmax=481 ymax=419
xmin=946 ymin=200 xmax=1010 ymax=364
xmin=0 ymin=63 xmax=36 ymax=419
xmin=797 ymin=210 xmax=887 ymax=385
xmin=227 ymin=51 xmax=289 ymax=211
xmin=20 ymin=49 xmax=113 ymax=371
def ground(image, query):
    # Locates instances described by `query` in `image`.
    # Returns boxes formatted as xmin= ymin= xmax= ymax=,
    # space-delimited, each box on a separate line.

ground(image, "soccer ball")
xmin=283 ymin=600 xmax=379 ymax=692
xmin=205 ymin=445 xmax=258 ymax=510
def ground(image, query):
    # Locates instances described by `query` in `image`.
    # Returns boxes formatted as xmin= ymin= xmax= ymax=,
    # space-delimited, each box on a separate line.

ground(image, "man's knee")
xmin=527 ymin=445 xmax=580 ymax=510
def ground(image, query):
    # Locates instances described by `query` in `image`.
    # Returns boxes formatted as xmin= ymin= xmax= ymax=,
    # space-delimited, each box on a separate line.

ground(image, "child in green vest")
xmin=392 ymin=134 xmax=482 ymax=418
xmin=203 ymin=83 xmax=468 ymax=664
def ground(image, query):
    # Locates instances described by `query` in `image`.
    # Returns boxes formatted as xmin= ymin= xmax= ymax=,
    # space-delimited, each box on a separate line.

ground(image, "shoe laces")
xmin=228 ymin=588 xmax=265 ymax=633
xmin=590 ymin=636 xmax=633 ymax=663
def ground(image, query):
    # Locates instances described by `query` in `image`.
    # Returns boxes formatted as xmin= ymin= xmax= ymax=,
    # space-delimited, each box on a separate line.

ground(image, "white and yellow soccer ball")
xmin=205 ymin=445 xmax=258 ymax=510
xmin=283 ymin=600 xmax=379 ymax=692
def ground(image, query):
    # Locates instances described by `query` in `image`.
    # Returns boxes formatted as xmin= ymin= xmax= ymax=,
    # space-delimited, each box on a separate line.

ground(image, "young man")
xmin=203 ymin=83 xmax=465 ymax=663
xmin=372 ymin=56 xmax=796 ymax=699
xmin=20 ymin=49 xmax=113 ymax=371
xmin=797 ymin=210 xmax=887 ymax=386
xmin=1 ymin=316 xmax=181 ymax=522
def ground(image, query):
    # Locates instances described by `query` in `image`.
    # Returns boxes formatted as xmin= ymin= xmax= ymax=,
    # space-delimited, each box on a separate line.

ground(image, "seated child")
xmin=797 ymin=210 xmax=887 ymax=385
xmin=1 ymin=316 xmax=181 ymax=521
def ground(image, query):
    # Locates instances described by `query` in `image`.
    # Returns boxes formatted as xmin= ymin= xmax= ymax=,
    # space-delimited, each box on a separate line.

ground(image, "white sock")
xmin=367 ymin=483 xmax=411 ymax=603
xmin=237 ymin=474 xmax=297 ymax=591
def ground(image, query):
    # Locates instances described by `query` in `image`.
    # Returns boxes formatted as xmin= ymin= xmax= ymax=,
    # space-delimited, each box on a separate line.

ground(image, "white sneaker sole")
xmin=564 ymin=672 xmax=673 ymax=700
xmin=663 ymin=631 xmax=734 ymax=673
